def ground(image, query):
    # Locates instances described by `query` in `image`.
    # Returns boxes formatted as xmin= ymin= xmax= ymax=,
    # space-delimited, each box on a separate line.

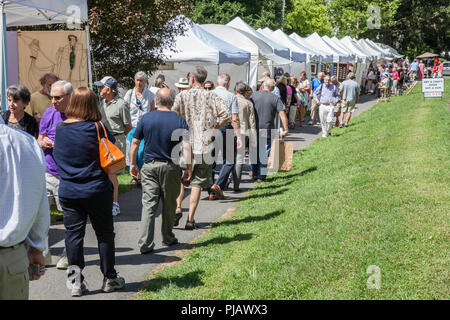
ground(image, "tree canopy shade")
xmin=88 ymin=0 xmax=191 ymax=87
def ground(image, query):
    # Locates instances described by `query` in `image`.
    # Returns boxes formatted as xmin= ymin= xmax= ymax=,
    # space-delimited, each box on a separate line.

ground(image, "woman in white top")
xmin=297 ymin=71 xmax=311 ymax=127
xmin=124 ymin=71 xmax=155 ymax=184
xmin=124 ymin=71 xmax=156 ymax=128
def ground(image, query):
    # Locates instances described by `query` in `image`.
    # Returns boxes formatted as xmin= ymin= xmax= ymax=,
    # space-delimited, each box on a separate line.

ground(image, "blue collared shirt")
xmin=311 ymin=78 xmax=324 ymax=93
xmin=314 ymin=83 xmax=339 ymax=105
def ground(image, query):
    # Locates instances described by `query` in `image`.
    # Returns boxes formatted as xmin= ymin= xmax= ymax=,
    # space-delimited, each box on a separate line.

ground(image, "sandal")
xmin=174 ymin=208 xmax=183 ymax=227
xmin=185 ymin=220 xmax=196 ymax=230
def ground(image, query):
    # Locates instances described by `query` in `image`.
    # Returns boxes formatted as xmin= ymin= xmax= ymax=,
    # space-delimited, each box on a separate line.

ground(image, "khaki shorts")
xmin=182 ymin=153 xmax=213 ymax=189
xmin=113 ymin=133 xmax=127 ymax=174
xmin=334 ymin=102 xmax=341 ymax=114
xmin=341 ymin=99 xmax=356 ymax=113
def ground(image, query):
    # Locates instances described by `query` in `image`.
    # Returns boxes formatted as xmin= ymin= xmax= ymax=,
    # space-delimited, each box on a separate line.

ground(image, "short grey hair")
xmin=318 ymin=72 xmax=324 ymax=78
xmin=347 ymin=72 xmax=355 ymax=80
xmin=135 ymin=71 xmax=148 ymax=83
xmin=235 ymin=81 xmax=251 ymax=95
xmin=191 ymin=66 xmax=208 ymax=84
xmin=263 ymin=78 xmax=276 ymax=91
xmin=155 ymin=89 xmax=175 ymax=108
xmin=330 ymin=76 xmax=337 ymax=82
xmin=217 ymin=73 xmax=231 ymax=86
xmin=7 ymin=84 xmax=31 ymax=105
xmin=52 ymin=80 xmax=73 ymax=95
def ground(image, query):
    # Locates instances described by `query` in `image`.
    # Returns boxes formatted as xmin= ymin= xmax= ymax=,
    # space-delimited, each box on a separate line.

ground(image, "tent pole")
xmin=85 ymin=22 xmax=93 ymax=88
xmin=1 ymin=1 xmax=7 ymax=111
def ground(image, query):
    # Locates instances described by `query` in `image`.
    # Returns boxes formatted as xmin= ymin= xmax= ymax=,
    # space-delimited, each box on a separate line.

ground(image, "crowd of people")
xmin=362 ymin=56 xmax=444 ymax=102
xmin=0 ymin=56 xmax=419 ymax=299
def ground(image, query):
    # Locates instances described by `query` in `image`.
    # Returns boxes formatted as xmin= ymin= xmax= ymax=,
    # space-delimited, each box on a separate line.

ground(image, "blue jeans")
xmin=213 ymin=124 xmax=237 ymax=190
xmin=250 ymin=134 xmax=272 ymax=180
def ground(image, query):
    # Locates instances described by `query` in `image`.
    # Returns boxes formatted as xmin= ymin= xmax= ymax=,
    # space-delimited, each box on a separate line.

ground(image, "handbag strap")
xmin=94 ymin=121 xmax=109 ymax=141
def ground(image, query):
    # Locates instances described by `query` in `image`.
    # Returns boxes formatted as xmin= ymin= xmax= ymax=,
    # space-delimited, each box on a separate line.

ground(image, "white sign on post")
xmin=422 ymin=78 xmax=444 ymax=95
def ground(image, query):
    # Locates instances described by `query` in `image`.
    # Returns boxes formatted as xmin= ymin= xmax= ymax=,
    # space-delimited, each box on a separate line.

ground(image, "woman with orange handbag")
xmin=53 ymin=87 xmax=125 ymax=297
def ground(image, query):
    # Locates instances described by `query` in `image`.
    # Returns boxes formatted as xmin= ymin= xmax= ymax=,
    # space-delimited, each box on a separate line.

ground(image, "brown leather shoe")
xmin=210 ymin=184 xmax=224 ymax=200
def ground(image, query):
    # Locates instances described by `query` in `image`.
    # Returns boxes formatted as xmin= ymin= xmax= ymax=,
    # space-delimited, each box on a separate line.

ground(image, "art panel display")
xmin=17 ymin=31 xmax=88 ymax=92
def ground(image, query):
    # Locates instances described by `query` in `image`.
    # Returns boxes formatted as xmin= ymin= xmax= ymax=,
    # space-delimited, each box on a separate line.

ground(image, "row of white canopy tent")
xmin=0 ymin=0 xmax=91 ymax=111
xmin=157 ymin=16 xmax=401 ymax=90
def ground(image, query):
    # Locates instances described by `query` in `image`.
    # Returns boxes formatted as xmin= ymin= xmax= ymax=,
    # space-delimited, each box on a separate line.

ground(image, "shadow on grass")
xmin=265 ymin=166 xmax=317 ymax=182
xmin=141 ymin=270 xmax=205 ymax=293
xmin=211 ymin=210 xmax=284 ymax=228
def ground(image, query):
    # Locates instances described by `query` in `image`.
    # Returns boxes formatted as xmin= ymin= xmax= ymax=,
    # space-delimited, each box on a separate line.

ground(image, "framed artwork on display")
xmin=311 ymin=64 xmax=317 ymax=75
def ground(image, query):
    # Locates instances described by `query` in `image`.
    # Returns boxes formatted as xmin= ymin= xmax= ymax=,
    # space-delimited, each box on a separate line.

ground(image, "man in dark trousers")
xmin=130 ymin=88 xmax=192 ymax=254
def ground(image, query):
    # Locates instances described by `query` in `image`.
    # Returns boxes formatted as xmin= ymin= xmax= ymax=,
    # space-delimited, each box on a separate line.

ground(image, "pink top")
xmin=286 ymin=85 xmax=292 ymax=106
xmin=439 ymin=63 xmax=444 ymax=72
xmin=392 ymin=71 xmax=399 ymax=80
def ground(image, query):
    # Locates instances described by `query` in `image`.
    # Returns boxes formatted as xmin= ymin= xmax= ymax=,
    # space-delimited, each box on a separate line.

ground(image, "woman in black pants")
xmin=53 ymin=87 xmax=125 ymax=297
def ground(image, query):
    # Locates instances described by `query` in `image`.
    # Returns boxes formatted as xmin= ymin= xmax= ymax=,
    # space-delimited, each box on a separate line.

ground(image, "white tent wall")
xmin=148 ymin=61 xmax=250 ymax=95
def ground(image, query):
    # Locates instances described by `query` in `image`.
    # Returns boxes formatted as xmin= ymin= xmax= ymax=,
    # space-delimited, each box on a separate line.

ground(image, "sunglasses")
xmin=204 ymin=87 xmax=212 ymax=90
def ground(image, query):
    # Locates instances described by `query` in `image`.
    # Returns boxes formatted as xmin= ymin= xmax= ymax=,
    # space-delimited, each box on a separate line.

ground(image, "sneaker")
xmin=66 ymin=269 xmax=87 ymax=297
xmin=339 ymin=123 xmax=343 ymax=128
xmin=68 ymin=280 xmax=88 ymax=297
xmin=112 ymin=202 xmax=120 ymax=216
xmin=344 ymin=123 xmax=349 ymax=128
xmin=102 ymin=276 xmax=125 ymax=293
xmin=56 ymin=254 xmax=69 ymax=270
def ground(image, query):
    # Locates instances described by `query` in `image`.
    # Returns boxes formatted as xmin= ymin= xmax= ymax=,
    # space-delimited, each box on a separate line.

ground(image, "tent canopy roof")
xmin=2 ymin=0 xmax=89 ymax=27
xmin=289 ymin=32 xmax=333 ymax=63
xmin=201 ymin=24 xmax=290 ymax=65
xmin=162 ymin=17 xmax=250 ymax=64
xmin=416 ymin=52 xmax=439 ymax=58
xmin=306 ymin=32 xmax=353 ymax=63
xmin=227 ymin=16 xmax=290 ymax=60
xmin=257 ymin=28 xmax=307 ymax=62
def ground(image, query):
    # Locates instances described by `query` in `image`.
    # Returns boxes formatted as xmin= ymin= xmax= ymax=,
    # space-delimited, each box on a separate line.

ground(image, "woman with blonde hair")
xmin=53 ymin=87 xmax=125 ymax=297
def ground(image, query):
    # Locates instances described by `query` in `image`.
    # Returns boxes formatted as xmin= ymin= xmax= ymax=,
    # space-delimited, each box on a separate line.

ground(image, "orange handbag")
xmin=94 ymin=121 xmax=126 ymax=174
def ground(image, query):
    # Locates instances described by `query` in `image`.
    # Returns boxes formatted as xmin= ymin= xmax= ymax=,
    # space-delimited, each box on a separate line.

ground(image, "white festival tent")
xmin=290 ymin=32 xmax=333 ymax=63
xmin=257 ymin=27 xmax=319 ymax=79
xmin=364 ymin=38 xmax=394 ymax=59
xmin=257 ymin=28 xmax=307 ymax=63
xmin=377 ymin=43 xmax=403 ymax=58
xmin=305 ymin=33 xmax=353 ymax=64
xmin=0 ymin=0 xmax=90 ymax=110
xmin=356 ymin=38 xmax=383 ymax=61
xmin=340 ymin=36 xmax=376 ymax=61
xmin=201 ymin=23 xmax=290 ymax=90
xmin=322 ymin=35 xmax=359 ymax=62
xmin=227 ymin=17 xmax=291 ymax=61
xmin=153 ymin=17 xmax=251 ymax=92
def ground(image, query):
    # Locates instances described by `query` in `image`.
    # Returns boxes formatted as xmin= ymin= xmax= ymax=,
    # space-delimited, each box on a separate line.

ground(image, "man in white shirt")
xmin=0 ymin=124 xmax=50 ymax=300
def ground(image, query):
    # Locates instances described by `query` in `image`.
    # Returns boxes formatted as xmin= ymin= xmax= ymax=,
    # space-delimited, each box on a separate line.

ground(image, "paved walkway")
xmin=29 ymin=95 xmax=378 ymax=300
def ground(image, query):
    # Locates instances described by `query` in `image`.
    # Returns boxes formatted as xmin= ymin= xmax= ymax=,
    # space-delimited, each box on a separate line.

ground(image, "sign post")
xmin=422 ymin=78 xmax=444 ymax=100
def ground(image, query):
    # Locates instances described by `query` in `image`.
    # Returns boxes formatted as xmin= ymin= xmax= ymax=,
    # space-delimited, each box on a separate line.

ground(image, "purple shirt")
xmin=39 ymin=107 xmax=66 ymax=176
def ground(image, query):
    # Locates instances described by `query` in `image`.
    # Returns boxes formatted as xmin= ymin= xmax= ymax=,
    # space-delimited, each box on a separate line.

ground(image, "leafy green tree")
xmin=285 ymin=0 xmax=333 ymax=36
xmin=190 ymin=0 xmax=290 ymax=31
xmin=88 ymin=0 xmax=191 ymax=87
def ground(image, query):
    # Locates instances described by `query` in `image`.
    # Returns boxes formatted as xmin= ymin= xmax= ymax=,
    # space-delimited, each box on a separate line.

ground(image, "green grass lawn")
xmin=136 ymin=80 xmax=450 ymax=300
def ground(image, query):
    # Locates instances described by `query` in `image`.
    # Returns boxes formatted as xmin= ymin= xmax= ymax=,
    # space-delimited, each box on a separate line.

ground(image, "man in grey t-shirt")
xmin=250 ymin=78 xmax=288 ymax=181
xmin=339 ymin=72 xmax=360 ymax=128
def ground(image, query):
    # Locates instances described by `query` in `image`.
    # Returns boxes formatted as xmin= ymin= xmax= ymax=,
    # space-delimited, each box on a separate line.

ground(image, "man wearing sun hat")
xmin=174 ymin=77 xmax=190 ymax=93
xmin=95 ymin=76 xmax=132 ymax=217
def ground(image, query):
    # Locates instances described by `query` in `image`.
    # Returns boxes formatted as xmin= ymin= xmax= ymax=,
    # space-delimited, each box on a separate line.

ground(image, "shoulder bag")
xmin=94 ymin=121 xmax=126 ymax=174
